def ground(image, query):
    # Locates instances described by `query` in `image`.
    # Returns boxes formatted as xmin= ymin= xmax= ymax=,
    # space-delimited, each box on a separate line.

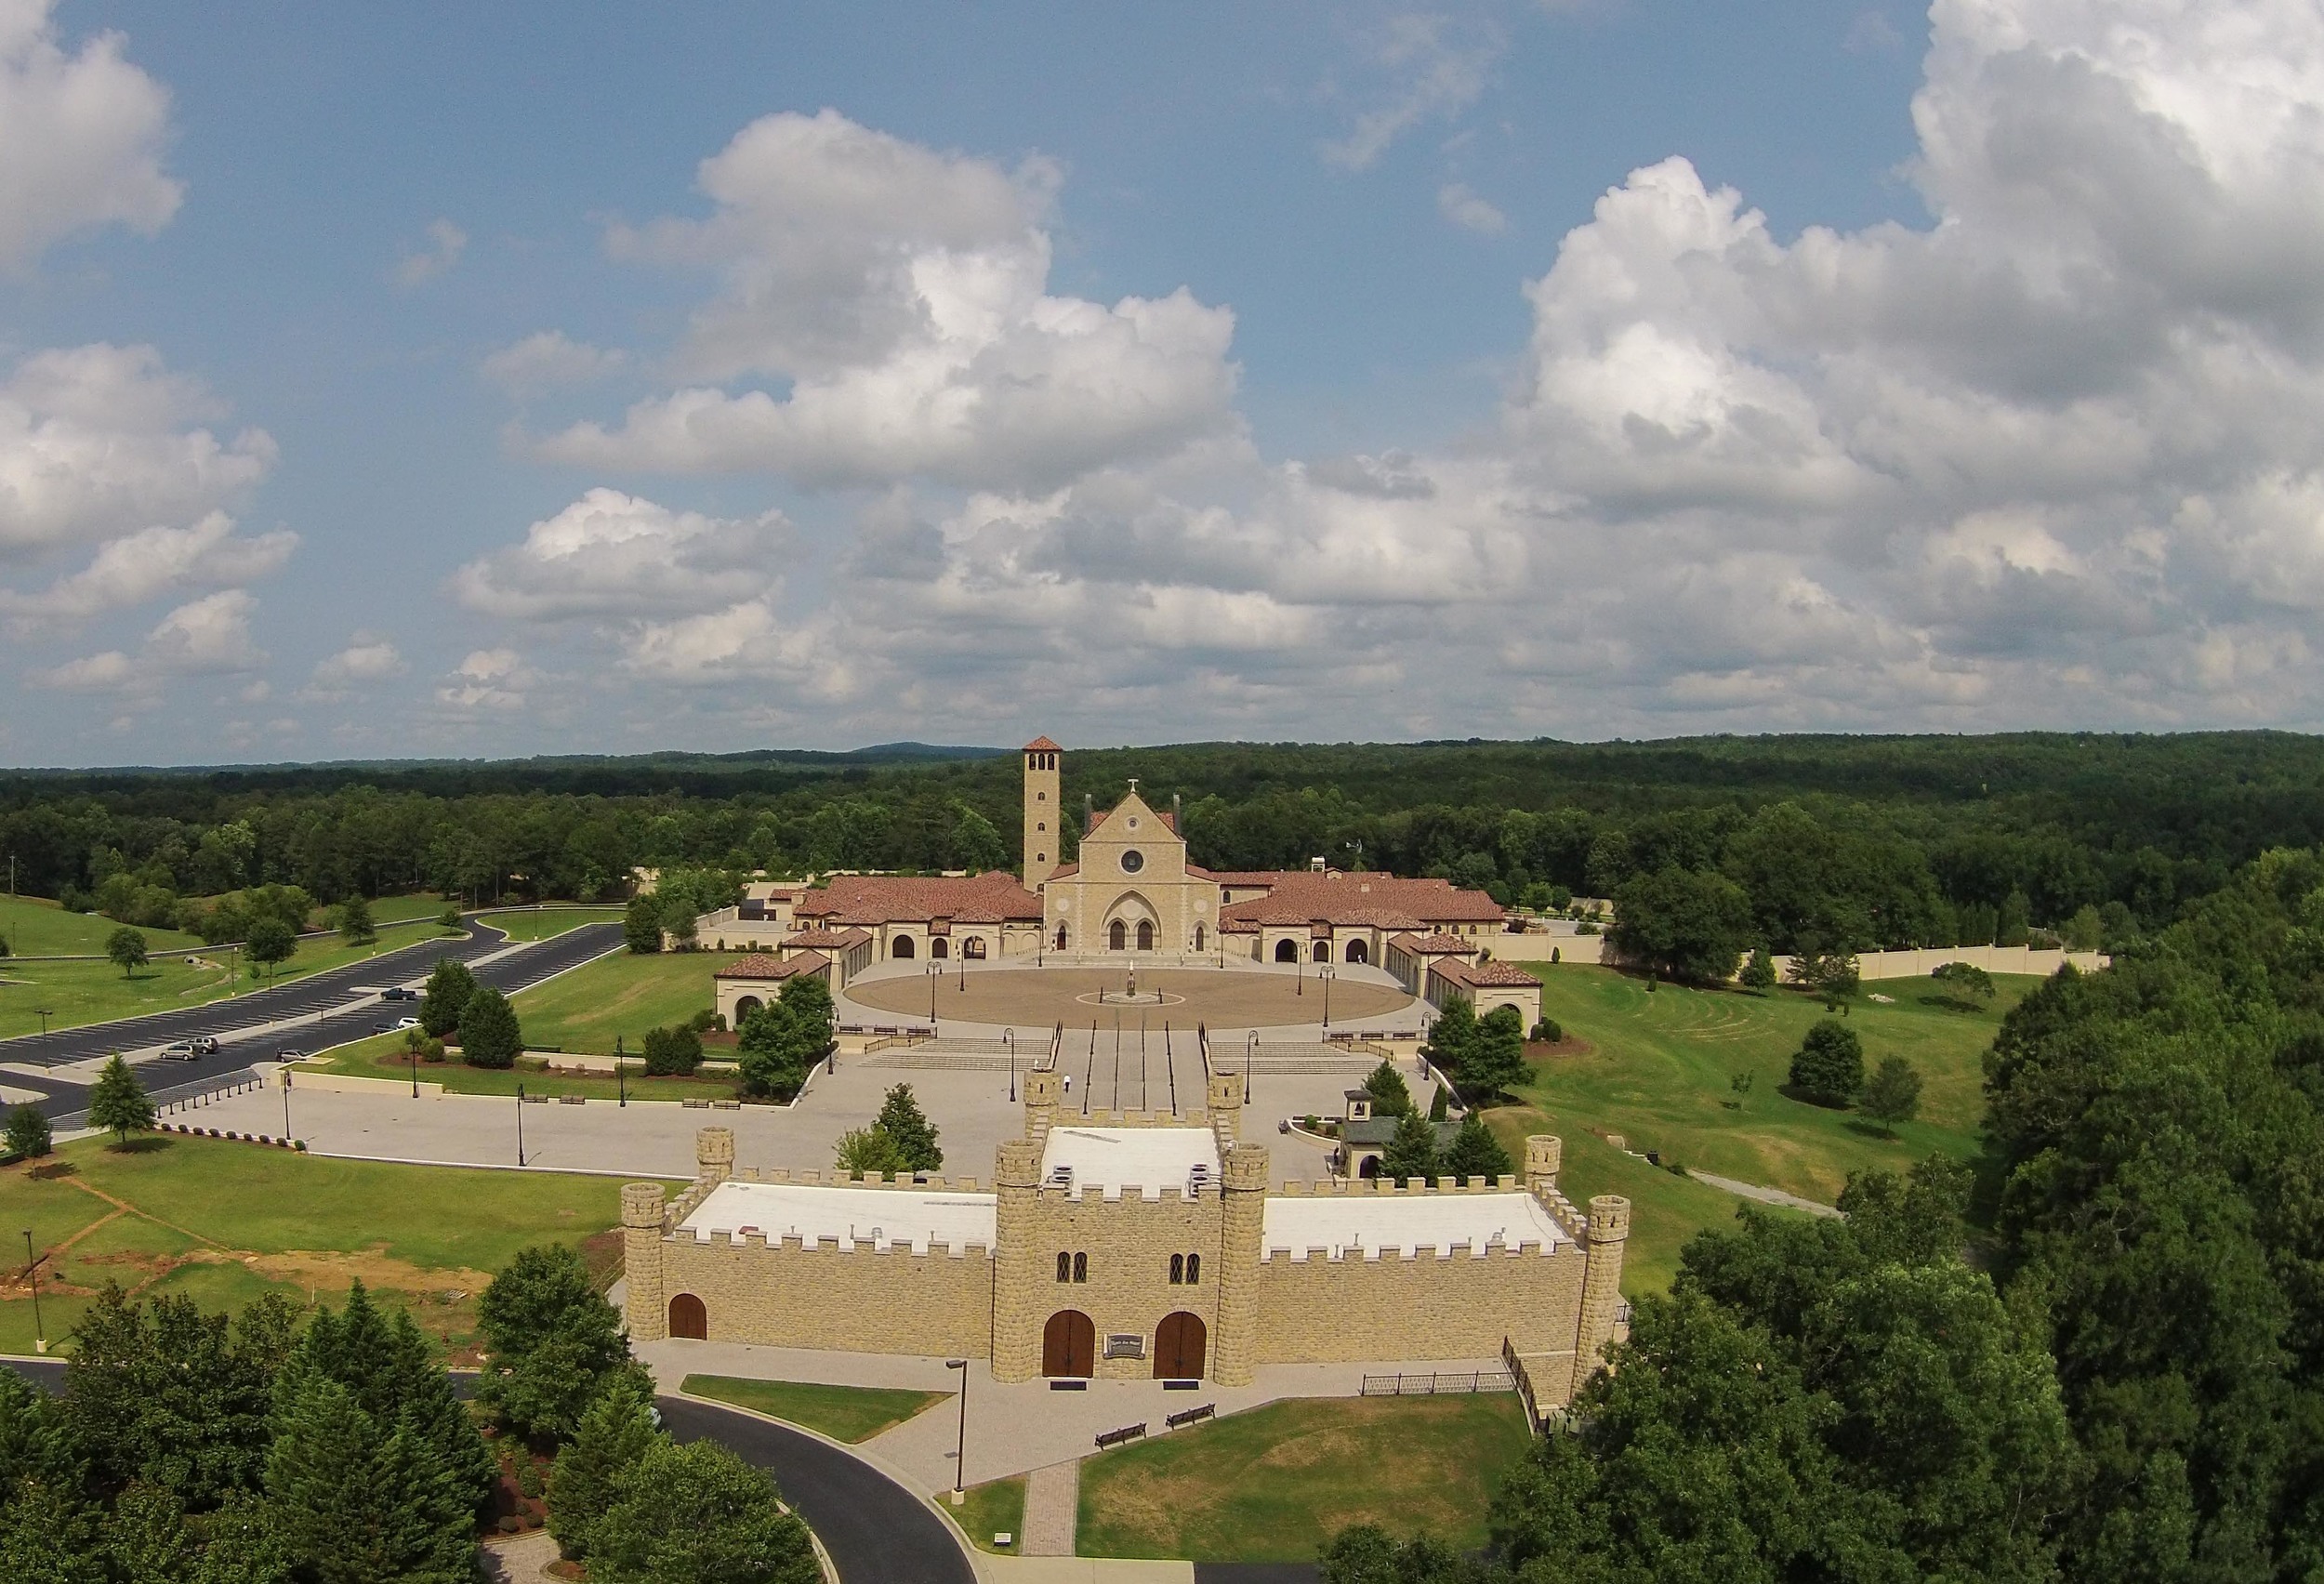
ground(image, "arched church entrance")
xmin=1154 ymin=1311 xmax=1207 ymax=1379
xmin=931 ymin=938 xmax=948 ymax=959
xmin=1346 ymin=939 xmax=1368 ymax=965
xmin=891 ymin=936 xmax=915 ymax=960
xmin=1275 ymin=939 xmax=1299 ymax=963
xmin=1042 ymin=1310 xmax=1095 ymax=1378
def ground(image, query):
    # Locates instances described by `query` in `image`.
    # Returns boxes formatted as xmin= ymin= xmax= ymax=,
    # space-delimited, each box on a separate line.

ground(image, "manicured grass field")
xmin=300 ymin=1032 xmax=742 ymax=1102
xmin=680 ymin=1375 xmax=948 ymax=1444
xmin=0 ymin=894 xmax=205 ymax=956
xmin=0 ymin=1133 xmax=648 ymax=1357
xmin=1076 ymin=1394 xmax=1534 ymax=1562
xmin=476 ymin=907 xmax=625 ymax=944
xmin=1490 ymin=964 xmax=2033 ymax=1289
xmin=365 ymin=893 xmax=458 ymax=925
xmin=509 ymin=951 xmax=720 ymax=1055
xmin=956 ymin=1475 xmax=1028 ymax=1554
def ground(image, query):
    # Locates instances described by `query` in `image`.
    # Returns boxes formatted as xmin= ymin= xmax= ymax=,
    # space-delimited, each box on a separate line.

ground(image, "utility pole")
xmin=517 ymin=1085 xmax=526 ymax=1167
xmin=22 ymin=1231 xmax=46 ymax=1353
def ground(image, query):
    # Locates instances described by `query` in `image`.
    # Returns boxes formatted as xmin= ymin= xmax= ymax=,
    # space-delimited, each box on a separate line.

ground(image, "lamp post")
xmin=945 ymin=1358 xmax=970 ymax=1500
xmin=33 ymin=1010 xmax=50 ymax=1037
xmin=21 ymin=1231 xmax=46 ymax=1355
xmin=283 ymin=1066 xmax=293 ymax=1139
xmin=616 ymin=1035 xmax=627 ymax=1107
xmin=407 ymin=1035 xmax=418 ymax=1099
xmin=1004 ymin=1028 xmax=1017 ymax=1102
xmin=516 ymin=1085 xmax=527 ymax=1167
xmin=928 ymin=962 xmax=939 ymax=1024
xmin=1244 ymin=1030 xmax=1257 ymax=1105
xmin=959 ymin=945 xmax=968 ymax=992
xmin=1320 ymin=967 xmax=1334 ymax=1030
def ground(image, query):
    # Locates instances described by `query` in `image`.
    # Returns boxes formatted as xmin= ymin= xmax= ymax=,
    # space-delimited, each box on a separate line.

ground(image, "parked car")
xmin=158 ymin=1042 xmax=197 ymax=1061
xmin=394 ymin=1017 xmax=419 ymax=1030
xmin=381 ymin=986 xmax=418 ymax=1001
xmin=371 ymin=1022 xmax=390 ymax=1034
xmin=275 ymin=1049 xmax=303 ymax=1062
xmin=190 ymin=1036 xmax=218 ymax=1056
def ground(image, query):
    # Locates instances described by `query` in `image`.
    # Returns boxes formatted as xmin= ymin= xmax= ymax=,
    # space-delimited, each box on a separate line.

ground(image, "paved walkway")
xmin=1020 ymin=1460 xmax=1080 ymax=1557
xmin=637 ymin=1338 xmax=1504 ymax=1490
xmin=1688 ymin=1169 xmax=1842 ymax=1218
xmin=482 ymin=1532 xmax=559 ymax=1584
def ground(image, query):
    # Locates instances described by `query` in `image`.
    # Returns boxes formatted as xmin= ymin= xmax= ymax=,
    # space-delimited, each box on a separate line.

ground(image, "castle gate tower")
xmin=1023 ymin=737 xmax=1062 ymax=890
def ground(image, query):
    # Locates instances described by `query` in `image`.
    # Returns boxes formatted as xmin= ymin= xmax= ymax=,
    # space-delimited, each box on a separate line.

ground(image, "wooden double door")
xmin=1042 ymin=1309 xmax=1095 ymax=1377
xmin=1154 ymin=1311 xmax=1207 ymax=1379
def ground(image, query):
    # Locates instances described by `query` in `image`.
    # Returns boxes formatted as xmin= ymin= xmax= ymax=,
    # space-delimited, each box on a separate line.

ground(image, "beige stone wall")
xmin=1047 ymin=792 xmax=1221 ymax=959
xmin=1007 ymin=1181 xmax=1232 ymax=1380
xmin=1254 ymin=1241 xmax=1589 ymax=1382
xmin=658 ymin=1233 xmax=995 ymax=1355
xmin=1024 ymin=748 xmax=1062 ymax=889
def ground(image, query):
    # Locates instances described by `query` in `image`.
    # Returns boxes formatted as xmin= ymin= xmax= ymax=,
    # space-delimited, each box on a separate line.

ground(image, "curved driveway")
xmin=0 ymin=1360 xmax=973 ymax=1584
xmin=2 ymin=918 xmax=624 ymax=1125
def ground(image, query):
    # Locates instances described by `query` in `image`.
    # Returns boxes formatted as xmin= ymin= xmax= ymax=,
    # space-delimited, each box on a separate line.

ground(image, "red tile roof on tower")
xmin=1023 ymin=735 xmax=1063 ymax=752
xmin=792 ymin=871 xmax=1042 ymax=926
xmin=1388 ymin=931 xmax=1482 ymax=956
xmin=1433 ymin=957 xmax=1541 ymax=989
xmin=717 ymin=953 xmax=814 ymax=981
xmin=1216 ymin=871 xmax=1507 ymax=931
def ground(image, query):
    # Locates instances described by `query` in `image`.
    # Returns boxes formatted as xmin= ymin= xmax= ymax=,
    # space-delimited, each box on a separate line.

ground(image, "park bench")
xmin=1093 ymin=1421 xmax=1146 ymax=1451
xmin=558 ymin=1095 xmax=586 ymax=1105
xmin=1164 ymin=1403 xmax=1216 ymax=1430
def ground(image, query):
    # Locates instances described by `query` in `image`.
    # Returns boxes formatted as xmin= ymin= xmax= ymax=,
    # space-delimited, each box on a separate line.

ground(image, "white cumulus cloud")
xmin=0 ymin=0 xmax=180 ymax=271
xmin=480 ymin=331 xmax=626 ymax=395
xmin=31 ymin=587 xmax=266 ymax=693
xmin=448 ymin=487 xmax=786 ymax=621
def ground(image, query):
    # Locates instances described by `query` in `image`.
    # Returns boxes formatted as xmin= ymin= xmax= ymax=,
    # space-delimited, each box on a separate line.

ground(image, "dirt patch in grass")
xmin=1525 ymin=1036 xmax=1595 ymax=1058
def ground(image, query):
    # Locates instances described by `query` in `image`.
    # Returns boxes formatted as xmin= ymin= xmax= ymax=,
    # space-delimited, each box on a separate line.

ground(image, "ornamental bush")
xmin=1789 ymin=1017 xmax=1865 ymax=1104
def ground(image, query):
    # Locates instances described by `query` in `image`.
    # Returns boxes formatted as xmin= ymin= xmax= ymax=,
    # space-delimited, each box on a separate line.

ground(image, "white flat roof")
xmin=1039 ymin=1126 xmax=1221 ymax=1199
xmin=679 ymin=1181 xmax=997 ymax=1253
xmin=1261 ymin=1191 xmax=1569 ymax=1261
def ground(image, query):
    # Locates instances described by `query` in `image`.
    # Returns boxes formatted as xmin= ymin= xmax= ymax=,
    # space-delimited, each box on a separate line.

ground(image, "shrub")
xmin=641 ymin=1024 xmax=704 ymax=1077
xmin=687 ymin=1008 xmax=720 ymax=1035
xmin=460 ymin=987 xmax=523 ymax=1069
xmin=1529 ymin=1018 xmax=1563 ymax=1044
xmin=4 ymin=1104 xmax=53 ymax=1161
xmin=1789 ymin=1018 xmax=1865 ymax=1104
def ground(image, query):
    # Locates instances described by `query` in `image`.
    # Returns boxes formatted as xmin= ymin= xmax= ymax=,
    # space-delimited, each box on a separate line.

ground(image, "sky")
xmin=3 ymin=0 xmax=2322 ymax=765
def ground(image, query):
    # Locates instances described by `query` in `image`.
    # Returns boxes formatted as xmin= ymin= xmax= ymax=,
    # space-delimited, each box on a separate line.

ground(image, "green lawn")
xmin=1491 ymin=964 xmax=2033 ymax=1290
xmin=366 ymin=894 xmax=458 ymax=925
xmin=476 ymin=907 xmax=625 ymax=944
xmin=509 ymin=951 xmax=720 ymax=1056
xmin=955 ymin=1475 xmax=1028 ymax=1554
xmin=680 ymin=1375 xmax=948 ymax=1443
xmin=1076 ymin=1394 xmax=1534 ymax=1562
xmin=0 ymin=894 xmax=203 ymax=956
xmin=0 ymin=928 xmax=459 ymax=1041
xmin=299 ymin=1031 xmax=741 ymax=1102
xmin=0 ymin=1134 xmax=657 ymax=1357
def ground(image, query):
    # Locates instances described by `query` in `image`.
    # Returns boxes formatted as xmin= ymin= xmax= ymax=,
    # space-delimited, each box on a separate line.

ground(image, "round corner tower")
xmin=621 ymin=1181 xmax=668 ymax=1341
xmin=1575 ymin=1193 xmax=1631 ymax=1378
xmin=1212 ymin=1141 xmax=1270 ymax=1386
xmin=992 ymin=1137 xmax=1048 ymax=1382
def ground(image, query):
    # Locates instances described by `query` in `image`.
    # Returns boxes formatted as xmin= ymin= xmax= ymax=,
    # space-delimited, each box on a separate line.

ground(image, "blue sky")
xmin=4 ymin=0 xmax=2321 ymax=764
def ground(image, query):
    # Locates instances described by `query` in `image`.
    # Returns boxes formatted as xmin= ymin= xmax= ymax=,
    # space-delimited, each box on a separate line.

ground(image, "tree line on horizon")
xmin=1 ymin=732 xmax=2318 ymax=957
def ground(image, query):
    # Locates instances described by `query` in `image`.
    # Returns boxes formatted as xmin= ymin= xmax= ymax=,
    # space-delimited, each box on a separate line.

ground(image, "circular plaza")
xmin=838 ymin=962 xmax=1422 ymax=1034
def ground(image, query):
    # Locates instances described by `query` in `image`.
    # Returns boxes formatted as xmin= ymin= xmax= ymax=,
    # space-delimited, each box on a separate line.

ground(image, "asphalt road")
xmin=2 ymin=918 xmax=624 ymax=1124
xmin=0 ymin=1360 xmax=974 ymax=1584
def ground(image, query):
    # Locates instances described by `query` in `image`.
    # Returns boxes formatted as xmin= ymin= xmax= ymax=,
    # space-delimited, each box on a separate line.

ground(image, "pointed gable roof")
xmin=1023 ymin=735 xmax=1063 ymax=752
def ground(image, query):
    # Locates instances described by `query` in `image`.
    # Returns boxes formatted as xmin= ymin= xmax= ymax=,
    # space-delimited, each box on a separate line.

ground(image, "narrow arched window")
xmin=1185 ymin=1252 xmax=1200 ymax=1285
xmin=1169 ymin=1253 xmax=1184 ymax=1285
xmin=1073 ymin=1251 xmax=1088 ymax=1283
xmin=1057 ymin=1252 xmax=1071 ymax=1283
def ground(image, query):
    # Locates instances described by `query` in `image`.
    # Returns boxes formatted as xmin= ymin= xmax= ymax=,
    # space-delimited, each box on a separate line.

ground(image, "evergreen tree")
xmin=458 ymin=985 xmax=522 ymax=1069
xmin=1423 ymin=995 xmax=1478 ymax=1076
xmin=87 ymin=1054 xmax=155 ymax=1143
xmin=622 ymin=893 xmax=664 ymax=954
xmin=1381 ymin=1110 xmax=1440 ymax=1184
xmin=777 ymin=974 xmax=835 ymax=1048
xmin=1860 ymin=1056 xmax=1922 ymax=1134
xmin=106 ymin=1482 xmax=197 ymax=1583
xmin=948 ymin=806 xmax=1009 ymax=872
xmin=1740 ymin=945 xmax=1777 ymax=991
xmin=640 ymin=1023 xmax=703 ymax=1076
xmin=1427 ymin=1083 xmax=1449 ymax=1121
xmin=265 ymin=1378 xmax=477 ymax=1584
xmin=1459 ymin=1006 xmax=1532 ymax=1103
xmin=476 ymin=1245 xmax=634 ymax=1444
xmin=185 ymin=1491 xmax=289 ymax=1584
xmin=416 ymin=957 xmax=476 ymax=1038
xmin=1440 ymin=1113 xmax=1513 ymax=1181
xmin=64 ymin=1287 xmax=288 ymax=1507
xmin=1789 ymin=1018 xmax=1865 ymax=1104
xmin=4 ymin=1103 xmax=51 ymax=1160
xmin=337 ymin=895 xmax=376 ymax=946
xmin=735 ymin=1001 xmax=810 ymax=1101
xmin=0 ymin=1476 xmax=106 ymax=1584
xmin=589 ymin=1438 xmax=819 ymax=1584
xmin=875 ymin=1083 xmax=943 ymax=1171
xmin=1360 ymin=1061 xmax=1414 ymax=1116
xmin=549 ymin=1375 xmax=667 ymax=1561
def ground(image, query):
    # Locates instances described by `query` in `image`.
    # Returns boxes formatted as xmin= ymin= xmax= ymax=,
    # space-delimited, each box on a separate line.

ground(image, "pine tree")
xmin=1740 ymin=945 xmax=1777 ymax=991
xmin=476 ymin=1246 xmax=633 ymax=1443
xmin=549 ymin=1375 xmax=667 ymax=1561
xmin=337 ymin=895 xmax=376 ymax=946
xmin=417 ymin=957 xmax=477 ymax=1038
xmin=590 ymin=1439 xmax=819 ymax=1584
xmin=1360 ymin=1061 xmax=1414 ymax=1117
xmin=875 ymin=1084 xmax=943 ymax=1171
xmin=1381 ymin=1110 xmax=1441 ymax=1185
xmin=266 ymin=1379 xmax=477 ymax=1584
xmin=1458 ymin=1006 xmax=1532 ymax=1104
xmin=1423 ymin=994 xmax=1478 ymax=1076
xmin=1789 ymin=1018 xmax=1865 ymax=1104
xmin=622 ymin=893 xmax=664 ymax=954
xmin=458 ymin=985 xmax=522 ymax=1069
xmin=1427 ymin=1083 xmax=1449 ymax=1122
xmin=87 ymin=1054 xmax=154 ymax=1143
xmin=1440 ymin=1113 xmax=1514 ymax=1182
xmin=1860 ymin=1056 xmax=1923 ymax=1134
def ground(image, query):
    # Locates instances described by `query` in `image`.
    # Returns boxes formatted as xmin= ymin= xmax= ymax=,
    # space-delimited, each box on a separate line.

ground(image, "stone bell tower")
xmin=1023 ymin=736 xmax=1062 ymax=890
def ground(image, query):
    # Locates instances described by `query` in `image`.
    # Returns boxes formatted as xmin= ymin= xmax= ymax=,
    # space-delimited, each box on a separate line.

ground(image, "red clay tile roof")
xmin=782 ymin=928 xmax=868 ymax=949
xmin=1024 ymin=735 xmax=1063 ymax=752
xmin=717 ymin=954 xmax=807 ymax=980
xmin=1217 ymin=872 xmax=1505 ymax=931
xmin=1389 ymin=931 xmax=1481 ymax=956
xmin=793 ymin=871 xmax=1041 ymax=926
xmin=1433 ymin=957 xmax=1541 ymax=989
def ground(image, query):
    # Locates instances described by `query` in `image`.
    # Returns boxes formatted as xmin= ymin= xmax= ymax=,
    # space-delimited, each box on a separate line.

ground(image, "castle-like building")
xmin=624 ymin=1076 xmax=1630 ymax=1402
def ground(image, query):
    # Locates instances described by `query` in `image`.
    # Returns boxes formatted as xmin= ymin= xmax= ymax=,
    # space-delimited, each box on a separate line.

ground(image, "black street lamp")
xmin=945 ymin=1358 xmax=970 ymax=1499
xmin=22 ymin=1230 xmax=46 ymax=1354
xmin=283 ymin=1067 xmax=293 ymax=1139
xmin=408 ymin=1036 xmax=418 ymax=1099
xmin=516 ymin=1084 xmax=527 ymax=1167
xmin=1005 ymin=1028 xmax=1017 ymax=1102
xmin=616 ymin=1035 xmax=627 ymax=1107
xmin=1320 ymin=968 xmax=1334 ymax=1030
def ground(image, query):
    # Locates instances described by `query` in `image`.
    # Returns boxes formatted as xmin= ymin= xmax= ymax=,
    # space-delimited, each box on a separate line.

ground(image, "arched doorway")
xmin=1314 ymin=940 xmax=1330 ymax=962
xmin=1274 ymin=939 xmax=1299 ymax=963
xmin=931 ymin=938 xmax=948 ymax=959
xmin=1055 ymin=925 xmax=1068 ymax=950
xmin=1042 ymin=1310 xmax=1095 ymax=1378
xmin=1109 ymin=919 xmax=1127 ymax=951
xmin=667 ymin=1293 xmax=706 ymax=1340
xmin=1154 ymin=1311 xmax=1207 ymax=1379
xmin=1358 ymin=1155 xmax=1381 ymax=1179
xmin=964 ymin=937 xmax=987 ymax=959
xmin=892 ymin=936 xmax=915 ymax=960
xmin=1136 ymin=919 xmax=1155 ymax=951
xmin=733 ymin=996 xmax=763 ymax=1021
xmin=1346 ymin=939 xmax=1368 ymax=965
xmin=1194 ymin=924 xmax=1206 ymax=951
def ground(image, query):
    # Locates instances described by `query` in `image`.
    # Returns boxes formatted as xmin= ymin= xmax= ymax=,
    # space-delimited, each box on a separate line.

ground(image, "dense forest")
xmin=4 ymin=733 xmax=2322 ymax=955
xmin=1329 ymin=840 xmax=2324 ymax=1584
